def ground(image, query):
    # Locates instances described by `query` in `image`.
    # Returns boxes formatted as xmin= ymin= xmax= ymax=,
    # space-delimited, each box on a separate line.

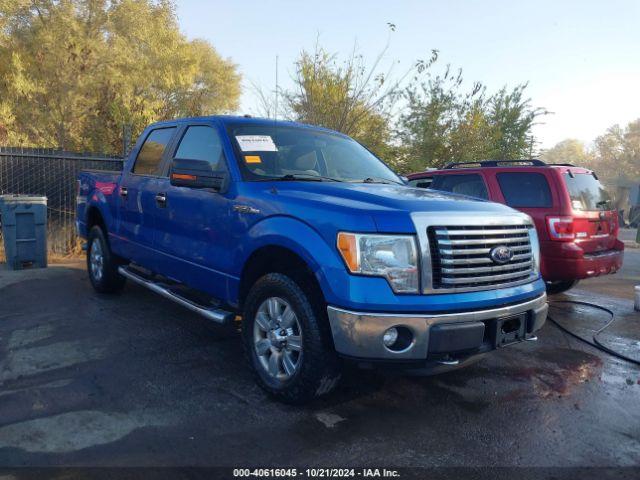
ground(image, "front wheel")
xmin=242 ymin=273 xmax=341 ymax=404
xmin=545 ymin=279 xmax=579 ymax=295
xmin=87 ymin=226 xmax=126 ymax=294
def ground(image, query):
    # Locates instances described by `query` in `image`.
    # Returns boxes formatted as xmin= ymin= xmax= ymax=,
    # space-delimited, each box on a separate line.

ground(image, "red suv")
xmin=407 ymin=160 xmax=624 ymax=294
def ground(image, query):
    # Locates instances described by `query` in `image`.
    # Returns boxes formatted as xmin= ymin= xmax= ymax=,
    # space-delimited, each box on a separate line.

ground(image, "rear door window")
xmin=174 ymin=125 xmax=227 ymax=171
xmin=497 ymin=172 xmax=553 ymax=208
xmin=563 ymin=172 xmax=611 ymax=211
xmin=430 ymin=174 xmax=488 ymax=200
xmin=132 ymin=127 xmax=176 ymax=175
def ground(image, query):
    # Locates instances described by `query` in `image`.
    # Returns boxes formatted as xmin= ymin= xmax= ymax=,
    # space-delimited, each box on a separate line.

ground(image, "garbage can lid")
xmin=0 ymin=194 xmax=47 ymax=205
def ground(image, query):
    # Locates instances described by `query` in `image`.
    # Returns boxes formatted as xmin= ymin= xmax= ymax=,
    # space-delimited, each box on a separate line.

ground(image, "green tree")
xmin=0 ymin=0 xmax=241 ymax=153
xmin=398 ymin=71 xmax=547 ymax=171
xmin=282 ymin=42 xmax=426 ymax=163
xmin=398 ymin=67 xmax=476 ymax=171
xmin=592 ymin=119 xmax=640 ymax=181
xmin=541 ymin=139 xmax=594 ymax=168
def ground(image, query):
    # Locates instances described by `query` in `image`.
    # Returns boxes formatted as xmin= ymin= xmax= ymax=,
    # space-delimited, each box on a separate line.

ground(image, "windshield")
xmin=227 ymin=123 xmax=402 ymax=184
xmin=564 ymin=172 xmax=611 ymax=211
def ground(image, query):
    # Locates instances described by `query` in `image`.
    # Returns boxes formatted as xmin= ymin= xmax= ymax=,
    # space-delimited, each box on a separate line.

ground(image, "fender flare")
xmin=233 ymin=216 xmax=347 ymax=305
xmin=84 ymin=190 xmax=113 ymax=232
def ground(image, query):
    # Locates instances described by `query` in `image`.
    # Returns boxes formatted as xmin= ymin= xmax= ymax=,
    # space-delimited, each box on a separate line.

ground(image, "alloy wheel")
xmin=253 ymin=297 xmax=302 ymax=381
xmin=90 ymin=238 xmax=104 ymax=282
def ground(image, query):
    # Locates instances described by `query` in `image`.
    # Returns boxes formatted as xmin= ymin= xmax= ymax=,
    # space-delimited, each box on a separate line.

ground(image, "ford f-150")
xmin=77 ymin=116 xmax=548 ymax=403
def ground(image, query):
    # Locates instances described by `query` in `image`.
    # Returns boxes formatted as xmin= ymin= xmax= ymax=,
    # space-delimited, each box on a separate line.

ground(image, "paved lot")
xmin=620 ymin=227 xmax=639 ymax=247
xmin=0 ymin=252 xmax=639 ymax=468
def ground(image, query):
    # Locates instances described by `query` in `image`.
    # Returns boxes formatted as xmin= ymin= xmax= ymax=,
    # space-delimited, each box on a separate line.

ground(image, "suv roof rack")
xmin=545 ymin=163 xmax=576 ymax=167
xmin=443 ymin=159 xmax=547 ymax=169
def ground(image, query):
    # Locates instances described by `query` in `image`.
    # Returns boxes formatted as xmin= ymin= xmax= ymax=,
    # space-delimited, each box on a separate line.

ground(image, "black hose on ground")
xmin=547 ymin=300 xmax=640 ymax=366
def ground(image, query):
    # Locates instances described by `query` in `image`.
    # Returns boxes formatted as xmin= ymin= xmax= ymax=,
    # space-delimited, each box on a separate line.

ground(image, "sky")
xmin=175 ymin=0 xmax=640 ymax=149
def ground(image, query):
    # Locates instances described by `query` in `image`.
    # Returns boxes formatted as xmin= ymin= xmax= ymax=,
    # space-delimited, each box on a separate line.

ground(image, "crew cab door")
xmin=152 ymin=123 xmax=235 ymax=301
xmin=116 ymin=126 xmax=177 ymax=270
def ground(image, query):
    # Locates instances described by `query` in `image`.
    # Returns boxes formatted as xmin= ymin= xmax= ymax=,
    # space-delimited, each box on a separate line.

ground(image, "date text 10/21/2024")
xmin=232 ymin=468 xmax=401 ymax=478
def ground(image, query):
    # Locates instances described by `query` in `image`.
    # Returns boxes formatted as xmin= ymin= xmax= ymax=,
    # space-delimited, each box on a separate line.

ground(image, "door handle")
xmin=119 ymin=186 xmax=128 ymax=198
xmin=155 ymin=192 xmax=167 ymax=207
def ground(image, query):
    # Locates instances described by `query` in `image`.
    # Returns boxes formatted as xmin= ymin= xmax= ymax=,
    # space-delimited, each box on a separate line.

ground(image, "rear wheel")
xmin=545 ymin=279 xmax=579 ymax=295
xmin=242 ymin=273 xmax=341 ymax=404
xmin=87 ymin=226 xmax=126 ymax=294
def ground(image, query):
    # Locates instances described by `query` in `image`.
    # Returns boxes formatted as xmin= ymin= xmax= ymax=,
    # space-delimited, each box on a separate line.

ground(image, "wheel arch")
xmin=86 ymin=205 xmax=107 ymax=232
xmin=232 ymin=216 xmax=348 ymax=311
xmin=238 ymin=245 xmax=326 ymax=312
xmin=85 ymin=203 xmax=122 ymax=257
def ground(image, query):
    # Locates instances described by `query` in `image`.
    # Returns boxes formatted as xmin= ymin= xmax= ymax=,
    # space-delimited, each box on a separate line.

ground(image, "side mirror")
xmin=169 ymin=158 xmax=227 ymax=191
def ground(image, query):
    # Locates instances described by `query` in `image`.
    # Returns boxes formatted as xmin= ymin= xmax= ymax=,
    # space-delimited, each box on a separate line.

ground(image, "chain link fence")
xmin=0 ymin=147 xmax=123 ymax=258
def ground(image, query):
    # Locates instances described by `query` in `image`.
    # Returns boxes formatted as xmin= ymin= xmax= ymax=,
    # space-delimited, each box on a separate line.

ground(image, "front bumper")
xmin=327 ymin=293 xmax=548 ymax=361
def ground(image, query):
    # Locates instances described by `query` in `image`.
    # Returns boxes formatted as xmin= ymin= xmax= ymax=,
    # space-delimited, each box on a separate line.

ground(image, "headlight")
xmin=528 ymin=226 xmax=541 ymax=274
xmin=337 ymin=232 xmax=419 ymax=293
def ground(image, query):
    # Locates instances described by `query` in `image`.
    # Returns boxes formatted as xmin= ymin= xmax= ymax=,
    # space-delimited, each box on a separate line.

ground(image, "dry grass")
xmin=0 ymin=230 xmax=85 ymax=266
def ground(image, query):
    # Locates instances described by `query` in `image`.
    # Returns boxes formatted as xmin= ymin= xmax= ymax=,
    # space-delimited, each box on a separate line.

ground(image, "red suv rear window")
xmin=563 ymin=173 xmax=611 ymax=211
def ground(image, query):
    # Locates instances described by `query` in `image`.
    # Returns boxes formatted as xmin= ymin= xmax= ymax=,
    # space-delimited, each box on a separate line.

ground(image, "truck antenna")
xmin=275 ymin=54 xmax=279 ymax=121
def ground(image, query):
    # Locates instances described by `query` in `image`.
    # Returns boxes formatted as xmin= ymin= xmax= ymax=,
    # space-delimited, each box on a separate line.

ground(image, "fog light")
xmin=383 ymin=327 xmax=398 ymax=347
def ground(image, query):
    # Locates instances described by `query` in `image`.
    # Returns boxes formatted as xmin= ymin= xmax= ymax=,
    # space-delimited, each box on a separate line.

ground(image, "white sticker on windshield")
xmin=235 ymin=135 xmax=278 ymax=152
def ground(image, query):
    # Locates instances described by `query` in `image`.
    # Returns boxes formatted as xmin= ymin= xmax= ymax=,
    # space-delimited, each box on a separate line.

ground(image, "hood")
xmin=249 ymin=182 xmax=527 ymax=233
xmin=269 ymin=182 xmax=515 ymax=213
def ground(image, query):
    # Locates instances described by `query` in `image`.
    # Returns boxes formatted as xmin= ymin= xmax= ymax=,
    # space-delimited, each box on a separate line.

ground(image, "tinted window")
xmin=430 ymin=174 xmax=488 ymax=200
xmin=175 ymin=125 xmax=226 ymax=170
xmin=564 ymin=173 xmax=611 ymax=211
xmin=497 ymin=172 xmax=552 ymax=207
xmin=133 ymin=127 xmax=176 ymax=175
xmin=408 ymin=178 xmax=433 ymax=189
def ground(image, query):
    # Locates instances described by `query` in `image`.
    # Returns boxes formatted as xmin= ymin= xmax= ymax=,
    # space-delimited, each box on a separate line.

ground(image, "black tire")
xmin=545 ymin=279 xmax=579 ymax=295
xmin=242 ymin=273 xmax=341 ymax=404
xmin=87 ymin=226 xmax=126 ymax=294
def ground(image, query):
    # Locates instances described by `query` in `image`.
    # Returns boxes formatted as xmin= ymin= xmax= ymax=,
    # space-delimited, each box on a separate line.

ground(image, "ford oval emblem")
xmin=490 ymin=245 xmax=513 ymax=264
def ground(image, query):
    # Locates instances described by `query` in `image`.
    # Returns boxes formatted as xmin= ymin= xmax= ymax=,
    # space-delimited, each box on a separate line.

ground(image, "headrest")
xmin=288 ymin=145 xmax=317 ymax=171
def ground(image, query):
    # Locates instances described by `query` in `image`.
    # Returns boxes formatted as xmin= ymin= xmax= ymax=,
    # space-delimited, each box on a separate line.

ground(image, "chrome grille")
xmin=427 ymin=224 xmax=535 ymax=291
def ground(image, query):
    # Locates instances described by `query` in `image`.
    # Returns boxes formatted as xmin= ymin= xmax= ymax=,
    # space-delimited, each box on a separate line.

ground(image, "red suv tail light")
xmin=610 ymin=214 xmax=620 ymax=237
xmin=547 ymin=216 xmax=575 ymax=241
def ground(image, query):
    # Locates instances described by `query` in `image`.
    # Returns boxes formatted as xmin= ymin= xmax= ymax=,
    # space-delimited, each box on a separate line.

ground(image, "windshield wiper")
xmin=257 ymin=173 xmax=343 ymax=182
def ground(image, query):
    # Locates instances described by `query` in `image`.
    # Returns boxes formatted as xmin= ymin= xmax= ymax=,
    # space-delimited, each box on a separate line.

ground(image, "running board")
xmin=117 ymin=266 xmax=235 ymax=325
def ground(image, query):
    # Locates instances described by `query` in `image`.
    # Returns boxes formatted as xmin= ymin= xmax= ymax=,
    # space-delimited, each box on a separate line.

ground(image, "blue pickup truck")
xmin=77 ymin=116 xmax=548 ymax=403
